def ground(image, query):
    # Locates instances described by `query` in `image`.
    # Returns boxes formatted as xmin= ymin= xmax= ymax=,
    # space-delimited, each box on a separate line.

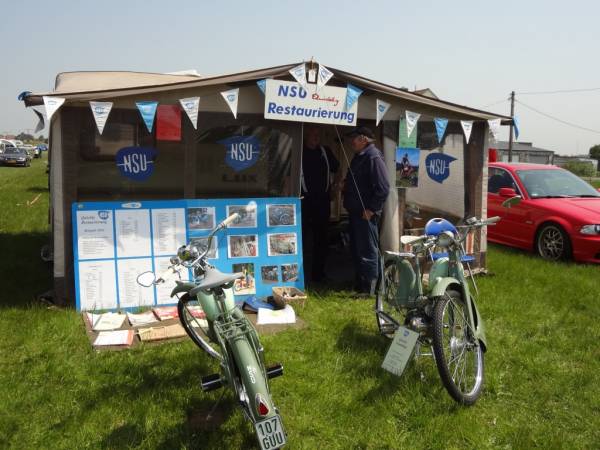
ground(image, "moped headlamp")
xmin=580 ymin=224 xmax=600 ymax=235
xmin=437 ymin=230 xmax=455 ymax=248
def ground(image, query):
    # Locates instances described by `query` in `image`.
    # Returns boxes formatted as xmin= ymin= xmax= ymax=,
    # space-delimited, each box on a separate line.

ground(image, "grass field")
xmin=1 ymin=157 xmax=599 ymax=449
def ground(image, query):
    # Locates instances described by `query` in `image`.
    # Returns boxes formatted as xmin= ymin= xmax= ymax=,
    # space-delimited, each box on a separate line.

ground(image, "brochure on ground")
xmin=86 ymin=312 xmax=127 ymax=331
xmin=256 ymin=304 xmax=296 ymax=325
xmin=93 ymin=329 xmax=135 ymax=347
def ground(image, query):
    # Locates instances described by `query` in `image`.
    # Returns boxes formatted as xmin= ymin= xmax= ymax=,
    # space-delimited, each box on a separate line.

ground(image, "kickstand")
xmin=206 ymin=389 xmax=226 ymax=421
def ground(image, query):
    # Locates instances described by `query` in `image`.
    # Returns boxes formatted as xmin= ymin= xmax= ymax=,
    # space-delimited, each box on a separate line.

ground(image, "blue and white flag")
xmin=316 ymin=64 xmax=334 ymax=92
xmin=179 ymin=97 xmax=200 ymax=129
xmin=221 ymin=88 xmax=240 ymax=119
xmin=43 ymin=96 xmax=65 ymax=121
xmin=89 ymin=101 xmax=113 ymax=135
xmin=488 ymin=118 xmax=501 ymax=142
xmin=346 ymin=83 xmax=363 ymax=110
xmin=136 ymin=101 xmax=158 ymax=133
xmin=405 ymin=110 xmax=420 ymax=138
xmin=513 ymin=116 xmax=520 ymax=140
xmin=376 ymin=99 xmax=391 ymax=126
xmin=256 ymin=79 xmax=267 ymax=95
xmin=461 ymin=120 xmax=473 ymax=144
xmin=289 ymin=63 xmax=307 ymax=90
xmin=434 ymin=117 xmax=448 ymax=143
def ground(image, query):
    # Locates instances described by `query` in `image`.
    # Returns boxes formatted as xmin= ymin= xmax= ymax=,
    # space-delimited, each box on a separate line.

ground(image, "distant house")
xmin=490 ymin=141 xmax=554 ymax=164
xmin=553 ymin=154 xmax=598 ymax=171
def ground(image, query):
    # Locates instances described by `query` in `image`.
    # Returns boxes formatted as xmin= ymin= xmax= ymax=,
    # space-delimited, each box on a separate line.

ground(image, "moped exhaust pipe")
xmin=201 ymin=373 xmax=224 ymax=392
xmin=266 ymin=363 xmax=284 ymax=379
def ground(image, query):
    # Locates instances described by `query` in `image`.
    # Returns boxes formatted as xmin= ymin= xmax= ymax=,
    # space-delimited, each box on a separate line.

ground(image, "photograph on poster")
xmin=187 ymin=207 xmax=216 ymax=230
xmin=232 ymin=263 xmax=255 ymax=295
xmin=267 ymin=204 xmax=296 ymax=227
xmin=261 ymin=265 xmax=279 ymax=284
xmin=228 ymin=234 xmax=259 ymax=258
xmin=396 ymin=147 xmax=420 ymax=188
xmin=189 ymin=236 xmax=219 ymax=259
xmin=227 ymin=204 xmax=257 ymax=228
xmin=281 ymin=264 xmax=299 ymax=282
xmin=268 ymin=233 xmax=297 ymax=256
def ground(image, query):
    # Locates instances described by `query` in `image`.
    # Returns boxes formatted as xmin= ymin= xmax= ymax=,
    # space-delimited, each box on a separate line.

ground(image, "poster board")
xmin=72 ymin=198 xmax=304 ymax=311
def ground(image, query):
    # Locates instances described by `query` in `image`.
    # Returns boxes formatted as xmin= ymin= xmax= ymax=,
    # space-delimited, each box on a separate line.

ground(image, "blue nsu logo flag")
xmin=219 ymin=135 xmax=261 ymax=172
xmin=116 ymin=147 xmax=157 ymax=181
xmin=425 ymin=153 xmax=457 ymax=184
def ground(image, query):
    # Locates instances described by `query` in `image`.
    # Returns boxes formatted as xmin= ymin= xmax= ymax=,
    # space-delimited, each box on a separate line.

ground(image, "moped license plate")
xmin=255 ymin=414 xmax=286 ymax=450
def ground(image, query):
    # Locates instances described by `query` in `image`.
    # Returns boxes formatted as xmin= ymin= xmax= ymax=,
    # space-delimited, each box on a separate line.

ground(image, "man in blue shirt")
xmin=343 ymin=126 xmax=390 ymax=295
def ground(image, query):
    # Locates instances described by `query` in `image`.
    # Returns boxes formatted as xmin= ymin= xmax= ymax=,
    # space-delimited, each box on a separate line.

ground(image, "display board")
xmin=72 ymin=198 xmax=304 ymax=311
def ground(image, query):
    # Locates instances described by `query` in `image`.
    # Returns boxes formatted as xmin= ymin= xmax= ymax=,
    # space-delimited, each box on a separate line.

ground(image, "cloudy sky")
xmin=2 ymin=0 xmax=599 ymax=154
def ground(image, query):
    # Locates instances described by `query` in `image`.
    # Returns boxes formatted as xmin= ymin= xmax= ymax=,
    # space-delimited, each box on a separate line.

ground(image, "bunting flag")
xmin=179 ymin=97 xmax=200 ymax=129
xmin=42 ymin=96 xmax=65 ymax=121
xmin=375 ymin=99 xmax=391 ymax=126
xmin=316 ymin=64 xmax=334 ymax=92
xmin=434 ymin=117 xmax=448 ymax=143
xmin=289 ymin=63 xmax=307 ymax=90
xmin=89 ymin=101 xmax=113 ymax=135
xmin=32 ymin=107 xmax=45 ymax=133
xmin=488 ymin=118 xmax=501 ymax=142
xmin=405 ymin=110 xmax=421 ymax=138
xmin=461 ymin=120 xmax=474 ymax=144
xmin=136 ymin=101 xmax=158 ymax=132
xmin=256 ymin=79 xmax=267 ymax=95
xmin=221 ymin=88 xmax=240 ymax=119
xmin=513 ymin=116 xmax=520 ymax=140
xmin=345 ymin=83 xmax=363 ymax=110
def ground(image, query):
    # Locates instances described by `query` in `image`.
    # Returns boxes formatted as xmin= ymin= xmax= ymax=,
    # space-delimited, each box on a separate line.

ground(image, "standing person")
xmin=301 ymin=124 xmax=340 ymax=283
xmin=343 ymin=126 xmax=390 ymax=295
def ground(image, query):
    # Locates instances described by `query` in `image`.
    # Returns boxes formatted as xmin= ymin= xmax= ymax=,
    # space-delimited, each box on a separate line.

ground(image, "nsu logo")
xmin=219 ymin=135 xmax=260 ymax=172
xmin=116 ymin=147 xmax=157 ymax=181
xmin=425 ymin=153 xmax=457 ymax=184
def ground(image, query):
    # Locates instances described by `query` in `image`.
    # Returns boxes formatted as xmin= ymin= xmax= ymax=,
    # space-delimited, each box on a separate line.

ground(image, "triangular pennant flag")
xmin=316 ymin=64 xmax=334 ymax=92
xmin=289 ymin=63 xmax=307 ymax=90
xmin=42 ymin=96 xmax=65 ymax=121
xmin=513 ymin=116 xmax=520 ymax=140
xmin=376 ymin=99 xmax=391 ymax=126
xmin=31 ymin=107 xmax=45 ymax=133
xmin=89 ymin=101 xmax=113 ymax=135
xmin=461 ymin=120 xmax=474 ymax=143
xmin=179 ymin=97 xmax=200 ymax=129
xmin=405 ymin=110 xmax=421 ymax=138
xmin=434 ymin=118 xmax=448 ymax=143
xmin=488 ymin=118 xmax=501 ymax=142
xmin=346 ymin=83 xmax=363 ymax=110
xmin=136 ymin=101 xmax=158 ymax=133
xmin=256 ymin=79 xmax=267 ymax=95
xmin=220 ymin=88 xmax=239 ymax=119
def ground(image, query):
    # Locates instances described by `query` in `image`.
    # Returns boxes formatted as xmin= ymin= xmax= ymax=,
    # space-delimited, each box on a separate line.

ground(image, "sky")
xmin=1 ymin=0 xmax=599 ymax=155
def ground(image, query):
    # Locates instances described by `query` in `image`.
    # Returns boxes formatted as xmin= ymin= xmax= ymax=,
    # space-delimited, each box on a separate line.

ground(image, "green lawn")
xmin=1 ymin=159 xmax=599 ymax=449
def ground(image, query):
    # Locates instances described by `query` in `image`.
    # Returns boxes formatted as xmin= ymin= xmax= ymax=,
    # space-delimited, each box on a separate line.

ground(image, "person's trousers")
xmin=348 ymin=213 xmax=380 ymax=293
xmin=301 ymin=195 xmax=331 ymax=281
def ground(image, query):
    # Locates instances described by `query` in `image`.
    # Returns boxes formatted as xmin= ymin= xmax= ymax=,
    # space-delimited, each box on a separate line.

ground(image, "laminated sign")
xmin=425 ymin=152 xmax=456 ymax=184
xmin=219 ymin=135 xmax=261 ymax=172
xmin=116 ymin=147 xmax=157 ymax=181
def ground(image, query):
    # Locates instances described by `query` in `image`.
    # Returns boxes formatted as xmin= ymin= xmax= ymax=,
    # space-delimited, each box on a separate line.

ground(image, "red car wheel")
xmin=536 ymin=224 xmax=572 ymax=261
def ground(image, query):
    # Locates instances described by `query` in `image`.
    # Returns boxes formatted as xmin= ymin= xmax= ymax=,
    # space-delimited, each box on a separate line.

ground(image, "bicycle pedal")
xmin=201 ymin=373 xmax=224 ymax=392
xmin=266 ymin=363 xmax=284 ymax=379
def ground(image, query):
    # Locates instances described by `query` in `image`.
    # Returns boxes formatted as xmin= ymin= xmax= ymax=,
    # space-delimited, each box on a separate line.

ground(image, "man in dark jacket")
xmin=301 ymin=125 xmax=340 ymax=283
xmin=343 ymin=126 xmax=390 ymax=295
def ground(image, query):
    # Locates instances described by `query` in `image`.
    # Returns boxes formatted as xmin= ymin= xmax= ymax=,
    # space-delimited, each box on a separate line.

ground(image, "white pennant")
xmin=487 ymin=119 xmax=501 ymax=142
xmin=179 ymin=97 xmax=200 ymax=129
xmin=461 ymin=120 xmax=474 ymax=143
xmin=89 ymin=101 xmax=113 ymax=135
xmin=316 ymin=64 xmax=334 ymax=91
xmin=376 ymin=99 xmax=391 ymax=126
xmin=31 ymin=107 xmax=46 ymax=133
xmin=43 ymin=96 xmax=65 ymax=121
xmin=405 ymin=110 xmax=421 ymax=138
xmin=289 ymin=63 xmax=307 ymax=90
xmin=220 ymin=88 xmax=239 ymax=119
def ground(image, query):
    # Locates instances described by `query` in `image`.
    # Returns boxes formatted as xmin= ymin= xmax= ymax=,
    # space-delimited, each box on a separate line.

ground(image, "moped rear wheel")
xmin=375 ymin=260 xmax=405 ymax=339
xmin=432 ymin=290 xmax=484 ymax=405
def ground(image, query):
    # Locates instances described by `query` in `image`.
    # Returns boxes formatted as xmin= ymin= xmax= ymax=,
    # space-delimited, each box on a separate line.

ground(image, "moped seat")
xmin=193 ymin=267 xmax=243 ymax=291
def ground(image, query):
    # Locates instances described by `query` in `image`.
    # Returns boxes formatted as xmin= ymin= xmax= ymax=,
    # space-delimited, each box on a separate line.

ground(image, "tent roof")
xmin=22 ymin=61 xmax=511 ymax=122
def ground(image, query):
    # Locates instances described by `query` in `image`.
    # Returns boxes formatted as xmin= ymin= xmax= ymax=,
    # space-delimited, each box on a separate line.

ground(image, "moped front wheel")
xmin=177 ymin=294 xmax=216 ymax=346
xmin=432 ymin=290 xmax=484 ymax=405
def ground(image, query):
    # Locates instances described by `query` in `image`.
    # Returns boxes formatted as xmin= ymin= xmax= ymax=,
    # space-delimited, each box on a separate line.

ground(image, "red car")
xmin=487 ymin=162 xmax=600 ymax=263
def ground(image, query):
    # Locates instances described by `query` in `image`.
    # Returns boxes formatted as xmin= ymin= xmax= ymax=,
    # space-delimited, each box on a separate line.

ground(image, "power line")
xmin=515 ymin=87 xmax=600 ymax=95
xmin=515 ymin=99 xmax=600 ymax=134
xmin=480 ymin=98 xmax=509 ymax=109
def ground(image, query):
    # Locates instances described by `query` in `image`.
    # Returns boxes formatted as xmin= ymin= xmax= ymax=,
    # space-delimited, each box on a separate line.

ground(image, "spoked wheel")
xmin=375 ymin=260 xmax=406 ymax=339
xmin=432 ymin=290 xmax=484 ymax=405
xmin=536 ymin=223 xmax=571 ymax=261
xmin=177 ymin=293 xmax=216 ymax=346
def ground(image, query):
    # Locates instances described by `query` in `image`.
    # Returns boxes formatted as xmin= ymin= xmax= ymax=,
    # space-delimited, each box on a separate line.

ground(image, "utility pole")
xmin=508 ymin=91 xmax=515 ymax=162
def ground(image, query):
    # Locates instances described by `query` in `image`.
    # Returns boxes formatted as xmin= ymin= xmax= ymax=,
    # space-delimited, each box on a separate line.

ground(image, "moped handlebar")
xmin=219 ymin=212 xmax=240 ymax=229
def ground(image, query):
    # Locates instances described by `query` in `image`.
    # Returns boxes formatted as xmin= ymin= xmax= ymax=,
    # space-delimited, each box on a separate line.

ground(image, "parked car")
xmin=488 ymin=162 xmax=600 ymax=263
xmin=0 ymin=147 xmax=32 ymax=167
